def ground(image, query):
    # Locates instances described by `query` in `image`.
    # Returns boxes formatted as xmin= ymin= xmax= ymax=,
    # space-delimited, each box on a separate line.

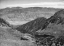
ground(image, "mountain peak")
xmin=47 ymin=9 xmax=64 ymax=24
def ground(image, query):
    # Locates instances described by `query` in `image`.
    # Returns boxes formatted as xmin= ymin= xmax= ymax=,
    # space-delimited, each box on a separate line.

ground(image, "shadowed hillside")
xmin=15 ymin=17 xmax=47 ymax=35
xmin=15 ymin=9 xmax=64 ymax=35
xmin=34 ymin=9 xmax=64 ymax=46
xmin=15 ymin=9 xmax=64 ymax=46
xmin=47 ymin=9 xmax=64 ymax=24
xmin=0 ymin=18 xmax=10 ymax=27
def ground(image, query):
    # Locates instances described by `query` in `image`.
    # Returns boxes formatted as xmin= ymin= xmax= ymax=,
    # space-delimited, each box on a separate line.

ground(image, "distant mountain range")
xmin=0 ymin=7 xmax=62 ymax=25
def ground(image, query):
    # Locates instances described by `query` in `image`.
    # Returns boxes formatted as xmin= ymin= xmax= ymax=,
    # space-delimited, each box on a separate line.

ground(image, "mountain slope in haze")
xmin=0 ymin=7 xmax=61 ymax=25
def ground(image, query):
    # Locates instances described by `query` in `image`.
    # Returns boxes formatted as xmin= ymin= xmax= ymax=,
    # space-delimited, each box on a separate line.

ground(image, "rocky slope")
xmin=47 ymin=9 xmax=64 ymax=24
xmin=16 ymin=9 xmax=64 ymax=35
xmin=15 ymin=17 xmax=47 ymax=35
xmin=15 ymin=9 xmax=64 ymax=46
xmin=35 ymin=9 xmax=64 ymax=46
xmin=0 ymin=18 xmax=10 ymax=27
xmin=0 ymin=7 xmax=64 ymax=46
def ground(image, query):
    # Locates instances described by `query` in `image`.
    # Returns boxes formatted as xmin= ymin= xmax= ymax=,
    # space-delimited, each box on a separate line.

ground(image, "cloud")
xmin=0 ymin=0 xmax=64 ymax=9
xmin=0 ymin=2 xmax=64 ymax=9
xmin=0 ymin=0 xmax=64 ymax=3
xmin=0 ymin=0 xmax=3 ymax=2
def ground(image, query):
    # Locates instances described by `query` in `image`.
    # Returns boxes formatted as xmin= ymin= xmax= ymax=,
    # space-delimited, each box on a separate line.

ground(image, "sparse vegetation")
xmin=0 ymin=7 xmax=64 ymax=46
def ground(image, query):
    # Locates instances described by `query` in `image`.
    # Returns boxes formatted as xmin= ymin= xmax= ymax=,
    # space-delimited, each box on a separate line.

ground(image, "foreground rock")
xmin=0 ymin=39 xmax=36 ymax=46
xmin=0 ymin=27 xmax=36 ymax=46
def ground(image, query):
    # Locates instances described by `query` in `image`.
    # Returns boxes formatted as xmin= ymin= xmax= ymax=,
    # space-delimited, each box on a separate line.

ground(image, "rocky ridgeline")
xmin=47 ymin=10 xmax=64 ymax=24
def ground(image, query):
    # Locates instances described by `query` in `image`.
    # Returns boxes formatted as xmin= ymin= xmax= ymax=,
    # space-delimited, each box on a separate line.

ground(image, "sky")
xmin=0 ymin=0 xmax=64 ymax=9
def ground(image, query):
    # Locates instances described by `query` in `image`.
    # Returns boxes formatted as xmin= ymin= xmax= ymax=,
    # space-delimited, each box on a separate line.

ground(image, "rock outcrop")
xmin=0 ymin=18 xmax=10 ymax=27
xmin=47 ymin=9 xmax=64 ymax=24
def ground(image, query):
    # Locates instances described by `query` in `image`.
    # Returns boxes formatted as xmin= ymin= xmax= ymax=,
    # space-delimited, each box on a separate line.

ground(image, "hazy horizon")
xmin=0 ymin=0 xmax=64 ymax=9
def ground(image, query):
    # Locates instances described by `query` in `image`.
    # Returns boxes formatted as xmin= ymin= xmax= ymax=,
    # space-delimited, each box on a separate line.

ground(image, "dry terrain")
xmin=0 ymin=7 xmax=63 ymax=46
